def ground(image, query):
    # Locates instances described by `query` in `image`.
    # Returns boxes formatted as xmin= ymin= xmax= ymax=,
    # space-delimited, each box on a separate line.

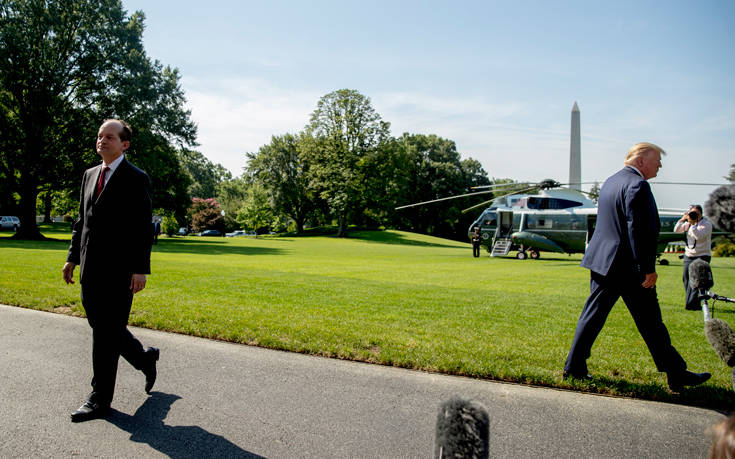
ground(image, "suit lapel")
xmin=89 ymin=165 xmax=103 ymax=205
xmin=95 ymin=158 xmax=128 ymax=204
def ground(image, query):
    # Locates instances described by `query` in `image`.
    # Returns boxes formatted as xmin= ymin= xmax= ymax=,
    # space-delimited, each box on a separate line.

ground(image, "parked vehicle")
xmin=198 ymin=229 xmax=221 ymax=236
xmin=178 ymin=227 xmax=189 ymax=236
xmin=226 ymin=230 xmax=248 ymax=237
xmin=0 ymin=216 xmax=20 ymax=231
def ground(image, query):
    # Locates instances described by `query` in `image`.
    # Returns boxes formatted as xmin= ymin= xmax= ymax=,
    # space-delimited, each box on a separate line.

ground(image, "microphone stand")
xmin=700 ymin=291 xmax=735 ymax=323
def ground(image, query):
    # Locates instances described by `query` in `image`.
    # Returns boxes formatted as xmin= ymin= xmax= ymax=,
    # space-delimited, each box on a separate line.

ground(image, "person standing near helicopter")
xmin=674 ymin=204 xmax=712 ymax=310
xmin=471 ymin=227 xmax=482 ymax=257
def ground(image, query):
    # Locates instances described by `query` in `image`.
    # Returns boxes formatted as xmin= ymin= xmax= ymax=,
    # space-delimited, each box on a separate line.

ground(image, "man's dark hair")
xmin=103 ymin=119 xmax=132 ymax=142
xmin=690 ymin=204 xmax=703 ymax=214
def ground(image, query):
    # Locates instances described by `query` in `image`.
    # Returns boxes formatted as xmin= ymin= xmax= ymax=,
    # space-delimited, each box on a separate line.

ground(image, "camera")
xmin=688 ymin=211 xmax=699 ymax=220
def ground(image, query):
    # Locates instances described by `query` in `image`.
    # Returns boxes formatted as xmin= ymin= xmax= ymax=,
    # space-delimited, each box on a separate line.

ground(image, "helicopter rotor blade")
xmin=394 ymin=189 xmax=495 ymax=210
xmin=470 ymin=182 xmax=534 ymax=190
xmin=460 ymin=185 xmax=539 ymax=214
xmin=649 ymin=181 xmax=732 ymax=186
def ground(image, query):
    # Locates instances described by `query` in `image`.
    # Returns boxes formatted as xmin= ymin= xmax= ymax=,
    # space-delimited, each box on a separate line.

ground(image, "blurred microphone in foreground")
xmin=689 ymin=259 xmax=735 ymax=389
xmin=434 ymin=397 xmax=489 ymax=459
xmin=689 ymin=259 xmax=735 ymax=315
xmin=705 ymin=185 xmax=735 ymax=234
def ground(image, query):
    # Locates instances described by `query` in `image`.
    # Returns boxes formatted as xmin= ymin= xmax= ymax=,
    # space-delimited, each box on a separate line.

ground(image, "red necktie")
xmin=96 ymin=166 xmax=110 ymax=198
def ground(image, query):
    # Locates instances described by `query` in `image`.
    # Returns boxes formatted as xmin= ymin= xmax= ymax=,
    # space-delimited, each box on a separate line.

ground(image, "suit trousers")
xmin=564 ymin=269 xmax=687 ymax=375
xmin=81 ymin=281 xmax=146 ymax=405
xmin=682 ymin=255 xmax=711 ymax=309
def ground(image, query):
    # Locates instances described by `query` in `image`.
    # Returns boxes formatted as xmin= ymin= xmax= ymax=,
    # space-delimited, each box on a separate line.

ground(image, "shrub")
xmin=713 ymin=237 xmax=735 ymax=257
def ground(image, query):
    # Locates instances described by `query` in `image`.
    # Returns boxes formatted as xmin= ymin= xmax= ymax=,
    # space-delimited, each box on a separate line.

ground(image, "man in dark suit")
xmin=63 ymin=119 xmax=159 ymax=422
xmin=563 ymin=142 xmax=710 ymax=392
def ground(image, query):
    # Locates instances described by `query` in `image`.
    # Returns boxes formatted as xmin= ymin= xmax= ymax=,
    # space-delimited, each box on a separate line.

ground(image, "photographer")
xmin=674 ymin=204 xmax=713 ymax=310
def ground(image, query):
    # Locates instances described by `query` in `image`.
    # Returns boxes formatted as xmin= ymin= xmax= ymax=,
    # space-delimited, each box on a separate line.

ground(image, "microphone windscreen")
xmin=434 ymin=397 xmax=489 ymax=459
xmin=705 ymin=318 xmax=735 ymax=367
xmin=705 ymin=185 xmax=735 ymax=233
xmin=689 ymin=259 xmax=714 ymax=291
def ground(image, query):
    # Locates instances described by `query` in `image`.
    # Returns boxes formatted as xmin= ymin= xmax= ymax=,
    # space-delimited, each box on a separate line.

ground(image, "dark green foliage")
xmin=246 ymin=133 xmax=313 ymax=233
xmin=0 ymin=0 xmax=196 ymax=239
xmin=179 ymin=149 xmax=232 ymax=199
xmin=244 ymin=89 xmax=492 ymax=241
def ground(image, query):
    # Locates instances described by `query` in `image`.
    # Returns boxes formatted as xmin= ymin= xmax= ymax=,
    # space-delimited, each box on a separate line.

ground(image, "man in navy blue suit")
xmin=564 ymin=142 xmax=710 ymax=392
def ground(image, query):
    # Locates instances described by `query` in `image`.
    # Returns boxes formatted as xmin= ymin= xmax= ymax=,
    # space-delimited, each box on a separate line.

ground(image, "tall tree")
xmin=216 ymin=176 xmax=249 ymax=232
xmin=246 ymin=133 xmax=314 ymax=233
xmin=179 ymin=149 xmax=232 ymax=199
xmin=390 ymin=133 xmax=490 ymax=238
xmin=0 ymin=0 xmax=196 ymax=239
xmin=303 ymin=89 xmax=390 ymax=237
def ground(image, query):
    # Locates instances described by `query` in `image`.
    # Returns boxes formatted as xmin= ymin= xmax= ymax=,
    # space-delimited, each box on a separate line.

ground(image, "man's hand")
xmin=62 ymin=262 xmax=76 ymax=284
xmin=130 ymin=274 xmax=147 ymax=294
xmin=642 ymin=272 xmax=658 ymax=288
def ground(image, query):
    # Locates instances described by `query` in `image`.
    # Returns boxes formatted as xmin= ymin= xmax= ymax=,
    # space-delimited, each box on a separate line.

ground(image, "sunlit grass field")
xmin=2 ymin=223 xmax=735 ymax=408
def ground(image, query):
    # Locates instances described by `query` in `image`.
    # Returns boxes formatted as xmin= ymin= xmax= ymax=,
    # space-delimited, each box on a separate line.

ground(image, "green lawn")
xmin=2 ymin=223 xmax=735 ymax=408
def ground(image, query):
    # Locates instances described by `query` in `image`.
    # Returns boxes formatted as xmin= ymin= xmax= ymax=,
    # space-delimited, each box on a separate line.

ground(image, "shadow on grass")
xmin=347 ymin=230 xmax=467 ymax=249
xmin=565 ymin=374 xmax=735 ymax=411
xmin=153 ymin=238 xmax=286 ymax=256
xmin=108 ymin=392 xmax=264 ymax=458
xmin=0 ymin=238 xmax=69 ymax=251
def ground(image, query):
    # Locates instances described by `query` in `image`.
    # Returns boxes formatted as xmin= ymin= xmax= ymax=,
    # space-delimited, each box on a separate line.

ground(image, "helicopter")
xmin=396 ymin=178 xmax=725 ymax=263
xmin=394 ymin=103 xmax=730 ymax=261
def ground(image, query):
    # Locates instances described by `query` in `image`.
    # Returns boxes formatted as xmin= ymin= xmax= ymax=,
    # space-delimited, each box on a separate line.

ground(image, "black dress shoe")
xmin=563 ymin=371 xmax=592 ymax=380
xmin=667 ymin=370 xmax=711 ymax=392
xmin=70 ymin=401 xmax=110 ymax=423
xmin=143 ymin=347 xmax=159 ymax=393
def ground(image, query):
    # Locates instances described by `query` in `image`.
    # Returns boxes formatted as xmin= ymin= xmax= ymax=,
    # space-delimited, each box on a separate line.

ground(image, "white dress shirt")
xmin=674 ymin=217 xmax=712 ymax=257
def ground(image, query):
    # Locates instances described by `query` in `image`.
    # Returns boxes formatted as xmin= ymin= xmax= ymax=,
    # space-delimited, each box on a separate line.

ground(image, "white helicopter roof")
xmin=492 ymin=188 xmax=597 ymax=210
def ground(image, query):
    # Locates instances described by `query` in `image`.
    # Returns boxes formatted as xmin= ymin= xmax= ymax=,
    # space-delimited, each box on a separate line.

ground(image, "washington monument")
xmin=569 ymin=102 xmax=581 ymax=191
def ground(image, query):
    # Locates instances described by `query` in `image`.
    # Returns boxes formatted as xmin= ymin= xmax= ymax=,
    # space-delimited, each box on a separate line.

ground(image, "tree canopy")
xmin=303 ymin=89 xmax=391 ymax=236
xmin=0 ymin=0 xmax=196 ymax=239
xmin=242 ymin=89 xmax=492 ymax=240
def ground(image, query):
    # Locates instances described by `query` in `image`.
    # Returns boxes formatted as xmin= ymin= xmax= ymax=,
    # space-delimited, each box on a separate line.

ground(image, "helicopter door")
xmin=585 ymin=214 xmax=597 ymax=249
xmin=491 ymin=210 xmax=514 ymax=257
xmin=496 ymin=210 xmax=514 ymax=238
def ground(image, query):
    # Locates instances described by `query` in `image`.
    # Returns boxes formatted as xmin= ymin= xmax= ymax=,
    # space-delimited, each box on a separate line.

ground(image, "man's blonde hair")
xmin=624 ymin=142 xmax=665 ymax=166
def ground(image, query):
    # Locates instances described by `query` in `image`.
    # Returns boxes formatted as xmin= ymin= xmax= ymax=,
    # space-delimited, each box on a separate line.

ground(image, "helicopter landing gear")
xmin=529 ymin=249 xmax=540 ymax=259
xmin=516 ymin=250 xmax=528 ymax=260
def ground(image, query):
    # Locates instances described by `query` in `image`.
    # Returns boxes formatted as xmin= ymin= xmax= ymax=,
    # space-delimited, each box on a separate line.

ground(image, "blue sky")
xmin=121 ymin=0 xmax=734 ymax=209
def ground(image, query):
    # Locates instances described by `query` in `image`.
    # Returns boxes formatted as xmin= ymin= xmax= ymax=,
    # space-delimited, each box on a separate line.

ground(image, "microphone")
xmin=704 ymin=318 xmax=735 ymax=367
xmin=705 ymin=185 xmax=735 ymax=233
xmin=689 ymin=258 xmax=714 ymax=291
xmin=434 ymin=397 xmax=489 ymax=459
xmin=688 ymin=259 xmax=735 ymax=303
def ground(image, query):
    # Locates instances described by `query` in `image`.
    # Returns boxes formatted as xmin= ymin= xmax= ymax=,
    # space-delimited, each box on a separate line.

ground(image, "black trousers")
xmin=564 ymin=269 xmax=687 ymax=375
xmin=682 ymin=255 xmax=711 ymax=309
xmin=472 ymin=243 xmax=481 ymax=257
xmin=81 ymin=281 xmax=146 ymax=405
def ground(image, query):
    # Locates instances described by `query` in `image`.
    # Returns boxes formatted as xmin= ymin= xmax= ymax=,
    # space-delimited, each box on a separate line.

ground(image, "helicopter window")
xmin=547 ymin=198 xmax=583 ymax=209
xmin=510 ymin=197 xmax=526 ymax=207
xmin=482 ymin=211 xmax=497 ymax=226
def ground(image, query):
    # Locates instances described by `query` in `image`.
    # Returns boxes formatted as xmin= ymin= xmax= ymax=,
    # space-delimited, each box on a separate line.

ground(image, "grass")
xmin=2 ymin=223 xmax=735 ymax=408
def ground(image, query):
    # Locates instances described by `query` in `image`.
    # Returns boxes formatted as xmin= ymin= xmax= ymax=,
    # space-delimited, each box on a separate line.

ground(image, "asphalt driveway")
xmin=0 ymin=304 xmax=726 ymax=458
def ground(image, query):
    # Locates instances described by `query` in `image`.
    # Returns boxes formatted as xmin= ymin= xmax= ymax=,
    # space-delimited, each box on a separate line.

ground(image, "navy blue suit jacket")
xmin=581 ymin=166 xmax=660 ymax=277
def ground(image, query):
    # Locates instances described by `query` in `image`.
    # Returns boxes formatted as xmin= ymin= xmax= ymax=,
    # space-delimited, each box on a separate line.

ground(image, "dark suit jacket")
xmin=67 ymin=158 xmax=152 ymax=284
xmin=581 ymin=166 xmax=660 ymax=277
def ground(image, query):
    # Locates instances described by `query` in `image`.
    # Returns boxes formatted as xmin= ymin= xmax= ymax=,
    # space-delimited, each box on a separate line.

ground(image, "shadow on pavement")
xmin=108 ymin=392 xmax=266 ymax=458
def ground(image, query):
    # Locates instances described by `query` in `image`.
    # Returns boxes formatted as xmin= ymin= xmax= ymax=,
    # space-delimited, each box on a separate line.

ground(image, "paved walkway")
xmin=0 ymin=304 xmax=726 ymax=458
